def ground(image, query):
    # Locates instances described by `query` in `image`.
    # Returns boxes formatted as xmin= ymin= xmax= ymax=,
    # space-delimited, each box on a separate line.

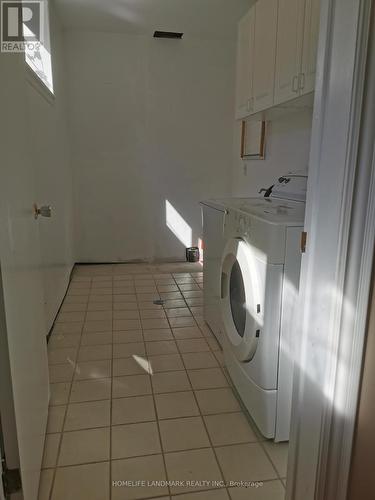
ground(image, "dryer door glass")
xmin=229 ymin=260 xmax=246 ymax=338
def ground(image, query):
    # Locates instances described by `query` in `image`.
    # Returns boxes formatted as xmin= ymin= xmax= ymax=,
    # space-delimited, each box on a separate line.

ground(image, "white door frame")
xmin=0 ymin=449 xmax=5 ymax=500
xmin=287 ymin=0 xmax=374 ymax=499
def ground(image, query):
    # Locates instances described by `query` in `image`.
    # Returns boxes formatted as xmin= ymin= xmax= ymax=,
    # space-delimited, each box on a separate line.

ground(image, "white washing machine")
xmin=220 ymin=174 xmax=307 ymax=442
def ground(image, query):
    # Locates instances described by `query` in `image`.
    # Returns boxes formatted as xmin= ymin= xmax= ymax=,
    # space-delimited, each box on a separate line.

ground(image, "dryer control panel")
xmin=237 ymin=213 xmax=251 ymax=237
xmin=224 ymin=210 xmax=252 ymax=240
xmin=223 ymin=208 xmax=288 ymax=265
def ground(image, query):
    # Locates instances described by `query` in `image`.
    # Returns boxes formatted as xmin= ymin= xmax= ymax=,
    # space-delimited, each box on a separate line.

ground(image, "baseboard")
xmin=46 ymin=263 xmax=75 ymax=343
xmin=75 ymin=258 xmax=188 ymax=265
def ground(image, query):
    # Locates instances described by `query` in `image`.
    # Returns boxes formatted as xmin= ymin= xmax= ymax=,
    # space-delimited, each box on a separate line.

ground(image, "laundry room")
xmin=1 ymin=1 xmax=375 ymax=500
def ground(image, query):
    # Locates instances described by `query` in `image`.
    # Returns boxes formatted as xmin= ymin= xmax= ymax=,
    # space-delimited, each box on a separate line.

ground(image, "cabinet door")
xmin=274 ymin=0 xmax=305 ymax=105
xmin=252 ymin=0 xmax=278 ymax=113
xmin=300 ymin=0 xmax=320 ymax=94
xmin=235 ymin=8 xmax=255 ymax=119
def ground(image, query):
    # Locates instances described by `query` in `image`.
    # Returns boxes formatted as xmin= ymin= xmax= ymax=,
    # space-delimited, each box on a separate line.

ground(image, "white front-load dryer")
xmin=219 ymin=173 xmax=307 ymax=442
xmin=221 ymin=236 xmax=284 ymax=439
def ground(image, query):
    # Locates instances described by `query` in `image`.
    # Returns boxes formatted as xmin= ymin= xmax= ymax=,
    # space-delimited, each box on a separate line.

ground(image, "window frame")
xmin=24 ymin=0 xmax=55 ymax=101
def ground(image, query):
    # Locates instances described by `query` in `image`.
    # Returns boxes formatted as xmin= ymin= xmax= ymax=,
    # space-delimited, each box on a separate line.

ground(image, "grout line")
xmin=149 ymin=369 xmax=171 ymax=497
xmin=46 ymin=277 xmax=90 ymax=499
xmin=44 ymin=451 xmax=280 ymax=485
xmin=151 ymin=274 xmax=195 ymax=498
xmin=50 ymin=396 xmax=256 ymax=422
xmin=53 ymin=413 xmax=263 ymax=448
xmin=109 ymin=284 xmax=114 ymax=500
xmin=257 ymin=438 xmax=287 ymax=483
xmin=169 ymin=318 xmax=229 ymax=494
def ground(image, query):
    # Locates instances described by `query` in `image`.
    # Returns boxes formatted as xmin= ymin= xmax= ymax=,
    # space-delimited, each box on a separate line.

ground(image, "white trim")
xmin=286 ymin=0 xmax=374 ymax=499
xmin=0 ymin=450 xmax=4 ymax=500
xmin=321 ymin=4 xmax=375 ymax=496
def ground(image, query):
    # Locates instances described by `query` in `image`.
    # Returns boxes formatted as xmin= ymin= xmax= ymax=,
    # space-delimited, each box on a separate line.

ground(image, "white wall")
xmin=64 ymin=31 xmax=236 ymax=263
xmin=26 ymin=6 xmax=74 ymax=332
xmin=232 ymin=109 xmax=313 ymax=197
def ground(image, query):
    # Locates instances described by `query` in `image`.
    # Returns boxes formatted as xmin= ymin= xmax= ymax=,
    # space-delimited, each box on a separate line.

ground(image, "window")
xmin=24 ymin=0 xmax=54 ymax=94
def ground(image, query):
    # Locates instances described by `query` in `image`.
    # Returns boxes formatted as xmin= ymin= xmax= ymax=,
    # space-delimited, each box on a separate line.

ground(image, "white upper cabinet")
xmin=235 ymin=0 xmax=320 ymax=118
xmin=252 ymin=0 xmax=278 ymax=113
xmin=235 ymin=7 xmax=255 ymax=119
xmin=274 ymin=0 xmax=305 ymax=104
xmin=300 ymin=0 xmax=320 ymax=95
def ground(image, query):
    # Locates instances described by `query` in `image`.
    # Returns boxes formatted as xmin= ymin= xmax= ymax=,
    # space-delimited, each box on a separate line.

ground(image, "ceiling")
xmin=55 ymin=0 xmax=253 ymax=39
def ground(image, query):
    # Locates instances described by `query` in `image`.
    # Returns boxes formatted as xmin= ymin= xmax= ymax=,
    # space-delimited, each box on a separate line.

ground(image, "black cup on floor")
xmin=186 ymin=247 xmax=200 ymax=262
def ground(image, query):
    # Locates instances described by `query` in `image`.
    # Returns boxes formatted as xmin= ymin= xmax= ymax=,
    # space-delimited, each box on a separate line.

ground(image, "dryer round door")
xmin=221 ymin=238 xmax=264 ymax=362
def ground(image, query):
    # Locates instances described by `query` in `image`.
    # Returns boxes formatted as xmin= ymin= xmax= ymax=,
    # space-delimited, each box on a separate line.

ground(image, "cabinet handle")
xmin=292 ymin=75 xmax=299 ymax=93
xmin=299 ymin=72 xmax=306 ymax=90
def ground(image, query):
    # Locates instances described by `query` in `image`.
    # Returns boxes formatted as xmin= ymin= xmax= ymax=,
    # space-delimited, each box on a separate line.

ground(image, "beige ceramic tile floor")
xmin=39 ymin=262 xmax=287 ymax=500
